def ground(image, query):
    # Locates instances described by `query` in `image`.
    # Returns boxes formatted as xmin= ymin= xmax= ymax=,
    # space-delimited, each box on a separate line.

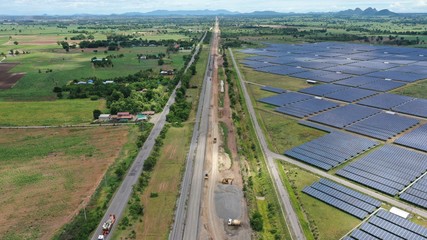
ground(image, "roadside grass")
xmin=114 ymin=125 xmax=191 ymax=239
xmin=0 ymin=99 xmax=106 ymax=126
xmin=0 ymin=126 xmax=132 ymax=240
xmin=229 ymin=50 xmax=291 ymax=239
xmin=277 ymin=161 xmax=361 ymax=240
xmin=391 ymin=79 xmax=427 ymax=98
xmin=187 ymin=44 xmax=209 ymax=121
xmin=219 ymin=121 xmax=231 ymax=157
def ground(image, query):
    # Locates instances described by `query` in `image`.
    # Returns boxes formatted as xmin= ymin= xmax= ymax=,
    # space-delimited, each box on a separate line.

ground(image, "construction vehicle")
xmin=227 ymin=218 xmax=241 ymax=226
xmin=99 ymin=214 xmax=115 ymax=239
xmin=221 ymin=178 xmax=233 ymax=184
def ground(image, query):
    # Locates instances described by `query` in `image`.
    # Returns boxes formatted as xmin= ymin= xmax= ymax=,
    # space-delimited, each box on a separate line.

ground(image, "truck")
xmin=98 ymin=214 xmax=116 ymax=239
xmin=227 ymin=218 xmax=241 ymax=226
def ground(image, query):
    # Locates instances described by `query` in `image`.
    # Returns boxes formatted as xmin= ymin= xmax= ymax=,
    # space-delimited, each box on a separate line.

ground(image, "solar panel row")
xmin=337 ymin=144 xmax=427 ymax=196
xmin=298 ymin=120 xmax=335 ymax=133
xmin=285 ymin=131 xmax=378 ymax=170
xmin=302 ymin=186 xmax=369 ymax=219
xmin=345 ymin=209 xmax=427 ymax=240
xmin=345 ymin=112 xmax=419 ymax=140
xmin=395 ymin=124 xmax=427 ymax=152
xmin=308 ymin=104 xmax=381 ymax=128
xmin=400 ymin=175 xmax=427 ymax=209
xmin=258 ymin=92 xmax=312 ymax=107
xmin=275 ymin=98 xmax=339 ymax=118
xmin=260 ymin=85 xmax=287 ymax=94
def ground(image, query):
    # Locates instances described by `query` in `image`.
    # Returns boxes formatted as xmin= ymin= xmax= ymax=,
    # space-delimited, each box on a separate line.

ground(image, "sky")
xmin=1 ymin=0 xmax=427 ymax=15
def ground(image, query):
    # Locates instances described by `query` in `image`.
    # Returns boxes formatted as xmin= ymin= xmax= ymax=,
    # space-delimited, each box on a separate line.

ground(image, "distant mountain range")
xmin=336 ymin=7 xmax=398 ymax=16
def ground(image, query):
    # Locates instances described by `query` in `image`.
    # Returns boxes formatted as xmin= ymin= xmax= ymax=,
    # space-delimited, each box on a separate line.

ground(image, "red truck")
xmin=98 ymin=214 xmax=116 ymax=240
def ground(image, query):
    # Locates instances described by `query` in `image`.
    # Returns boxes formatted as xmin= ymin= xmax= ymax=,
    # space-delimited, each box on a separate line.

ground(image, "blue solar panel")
xmin=287 ymin=61 xmax=336 ymax=69
xmin=335 ymin=76 xmax=382 ymax=87
xmin=304 ymin=72 xmax=353 ymax=83
xmin=241 ymin=60 xmax=275 ymax=69
xmin=285 ymin=131 xmax=378 ymax=170
xmin=290 ymin=70 xmax=333 ymax=79
xmin=257 ymin=65 xmax=307 ymax=75
xmin=324 ymin=88 xmax=378 ymax=102
xmin=393 ymin=98 xmax=427 ymax=118
xmin=302 ymin=186 xmax=369 ymax=219
xmin=324 ymin=65 xmax=378 ymax=75
xmin=345 ymin=209 xmax=427 ymax=240
xmin=392 ymin=65 xmax=427 ymax=74
xmin=345 ymin=112 xmax=419 ymax=140
xmin=359 ymin=80 xmax=406 ymax=92
xmin=308 ymin=104 xmax=381 ymax=128
xmin=367 ymin=71 xmax=427 ymax=82
xmin=260 ymin=86 xmax=287 ymax=94
xmin=258 ymin=92 xmax=312 ymax=107
xmin=395 ymin=124 xmax=427 ymax=152
xmin=298 ymin=120 xmax=335 ymax=133
xmin=357 ymin=93 xmax=414 ymax=110
xmin=336 ymin=144 xmax=427 ymax=196
xmin=275 ymin=98 xmax=339 ymax=118
xmin=347 ymin=61 xmax=397 ymax=70
xmin=299 ymin=84 xmax=348 ymax=96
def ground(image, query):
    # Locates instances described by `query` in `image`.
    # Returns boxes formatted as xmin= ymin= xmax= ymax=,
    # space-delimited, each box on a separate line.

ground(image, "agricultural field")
xmin=0 ymin=99 xmax=105 ymax=126
xmin=0 ymin=126 xmax=132 ymax=240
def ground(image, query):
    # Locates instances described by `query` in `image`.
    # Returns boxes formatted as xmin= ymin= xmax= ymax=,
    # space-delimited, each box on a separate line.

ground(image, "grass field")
xmin=392 ymin=79 xmax=427 ymax=98
xmin=0 ymin=46 xmax=187 ymax=101
xmin=278 ymin=161 xmax=361 ymax=240
xmin=114 ymin=125 xmax=191 ymax=239
xmin=0 ymin=99 xmax=106 ymax=126
xmin=257 ymin=109 xmax=326 ymax=154
xmin=0 ymin=126 xmax=131 ymax=240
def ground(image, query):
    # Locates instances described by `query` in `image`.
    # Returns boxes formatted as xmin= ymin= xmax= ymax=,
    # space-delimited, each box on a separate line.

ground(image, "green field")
xmin=0 ymin=46 xmax=187 ymax=101
xmin=0 ymin=99 xmax=105 ymax=126
xmin=392 ymin=79 xmax=427 ymax=98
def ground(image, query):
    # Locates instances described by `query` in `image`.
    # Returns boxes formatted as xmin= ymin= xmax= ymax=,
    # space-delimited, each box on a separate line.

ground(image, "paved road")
xmin=181 ymin=18 xmax=218 ymax=240
xmin=229 ymin=48 xmax=306 ymax=240
xmin=169 ymin=28 xmax=212 ymax=240
xmin=228 ymin=48 xmax=427 ymax=223
xmin=90 ymin=32 xmax=207 ymax=240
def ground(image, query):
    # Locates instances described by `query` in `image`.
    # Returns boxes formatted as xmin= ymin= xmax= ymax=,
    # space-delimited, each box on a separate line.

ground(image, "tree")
xmin=13 ymin=41 xmax=18 ymax=45
xmin=158 ymin=59 xmax=164 ymax=66
xmin=250 ymin=211 xmax=263 ymax=231
xmin=93 ymin=109 xmax=102 ymax=120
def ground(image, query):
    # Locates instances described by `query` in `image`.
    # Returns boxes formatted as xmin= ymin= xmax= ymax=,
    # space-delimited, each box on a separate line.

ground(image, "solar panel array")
xmin=275 ymin=98 xmax=339 ymax=118
xmin=241 ymin=43 xmax=427 ymax=89
xmin=299 ymin=84 xmax=348 ymax=96
xmin=359 ymin=80 xmax=406 ymax=92
xmin=308 ymin=104 xmax=381 ymax=128
xmin=345 ymin=112 xmax=419 ymax=140
xmin=260 ymin=85 xmax=287 ymax=94
xmin=302 ymin=178 xmax=381 ymax=219
xmin=394 ymin=98 xmax=427 ymax=118
xmin=298 ymin=120 xmax=335 ymax=133
xmin=357 ymin=93 xmax=414 ymax=110
xmin=337 ymin=144 xmax=427 ymax=196
xmin=285 ymin=131 xmax=378 ymax=170
xmin=396 ymin=124 xmax=427 ymax=152
xmin=345 ymin=209 xmax=427 ymax=240
xmin=258 ymin=92 xmax=312 ymax=106
xmin=400 ymin=175 xmax=427 ymax=209
xmin=324 ymin=87 xmax=378 ymax=102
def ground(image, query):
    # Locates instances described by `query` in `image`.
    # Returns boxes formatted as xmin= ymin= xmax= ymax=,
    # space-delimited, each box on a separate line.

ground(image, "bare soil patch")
xmin=0 ymin=62 xmax=25 ymax=89
xmin=0 ymin=127 xmax=129 ymax=239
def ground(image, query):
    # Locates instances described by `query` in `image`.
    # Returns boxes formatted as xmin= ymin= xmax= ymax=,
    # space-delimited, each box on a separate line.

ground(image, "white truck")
xmin=227 ymin=218 xmax=241 ymax=226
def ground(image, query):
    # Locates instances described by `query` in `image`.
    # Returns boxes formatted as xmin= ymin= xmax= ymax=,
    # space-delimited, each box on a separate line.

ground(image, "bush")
xmin=150 ymin=192 xmax=159 ymax=198
xmin=90 ymin=95 xmax=99 ymax=101
xmin=250 ymin=211 xmax=264 ymax=231
xmin=93 ymin=109 xmax=102 ymax=119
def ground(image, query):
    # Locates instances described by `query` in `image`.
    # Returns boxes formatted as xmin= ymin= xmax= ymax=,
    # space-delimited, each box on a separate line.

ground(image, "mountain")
xmin=120 ymin=9 xmax=239 ymax=16
xmin=336 ymin=7 xmax=398 ymax=16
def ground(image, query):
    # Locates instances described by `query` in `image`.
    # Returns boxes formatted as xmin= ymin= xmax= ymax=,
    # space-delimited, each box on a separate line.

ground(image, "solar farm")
xmin=244 ymin=42 xmax=427 ymax=236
